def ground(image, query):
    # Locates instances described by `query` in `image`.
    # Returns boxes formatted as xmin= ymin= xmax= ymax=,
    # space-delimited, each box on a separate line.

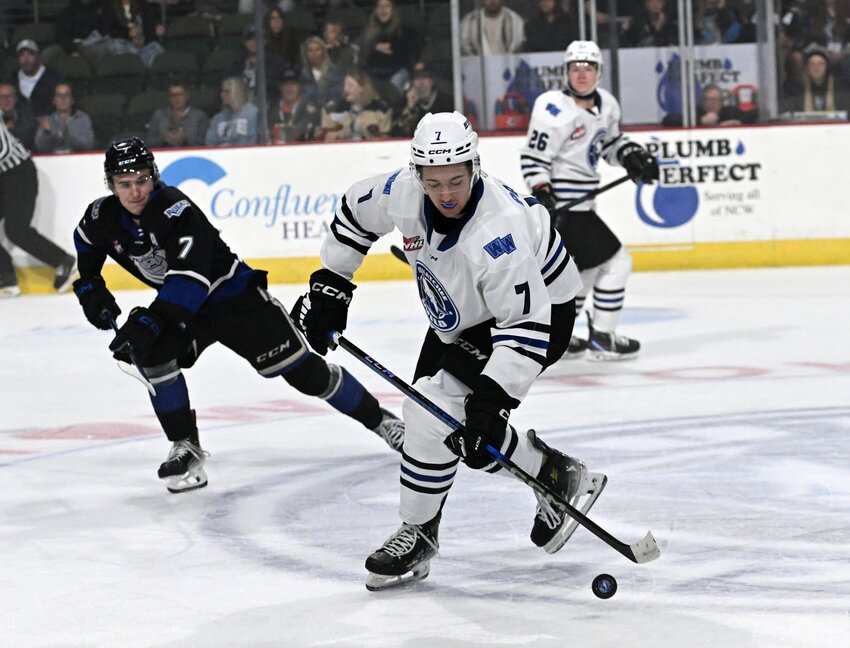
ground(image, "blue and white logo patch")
xmin=484 ymin=234 xmax=516 ymax=259
xmin=164 ymin=199 xmax=190 ymax=219
xmin=415 ymin=261 xmax=459 ymax=333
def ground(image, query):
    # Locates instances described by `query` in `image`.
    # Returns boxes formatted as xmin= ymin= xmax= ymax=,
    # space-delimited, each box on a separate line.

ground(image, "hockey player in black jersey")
xmin=71 ymin=137 xmax=403 ymax=493
xmin=293 ymin=112 xmax=607 ymax=589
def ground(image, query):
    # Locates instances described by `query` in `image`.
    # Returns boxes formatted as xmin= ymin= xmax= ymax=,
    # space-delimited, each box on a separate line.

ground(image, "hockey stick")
xmin=330 ymin=331 xmax=660 ymax=564
xmin=388 ymin=175 xmax=632 ymax=265
xmin=103 ymin=311 xmax=157 ymax=396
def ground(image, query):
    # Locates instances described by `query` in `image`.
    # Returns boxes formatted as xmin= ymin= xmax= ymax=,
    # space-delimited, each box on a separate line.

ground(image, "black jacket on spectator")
xmin=523 ymin=7 xmax=578 ymax=53
xmin=57 ymin=0 xmax=103 ymax=55
xmin=622 ymin=9 xmax=679 ymax=47
xmin=11 ymin=67 xmax=64 ymax=118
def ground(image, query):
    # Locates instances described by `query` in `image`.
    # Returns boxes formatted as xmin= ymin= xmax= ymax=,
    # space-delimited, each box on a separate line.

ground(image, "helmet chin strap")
xmin=566 ymin=81 xmax=596 ymax=100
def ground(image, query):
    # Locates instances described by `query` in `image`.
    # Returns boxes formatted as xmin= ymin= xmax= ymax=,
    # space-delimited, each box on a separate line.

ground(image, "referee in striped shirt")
xmin=0 ymin=114 xmax=77 ymax=296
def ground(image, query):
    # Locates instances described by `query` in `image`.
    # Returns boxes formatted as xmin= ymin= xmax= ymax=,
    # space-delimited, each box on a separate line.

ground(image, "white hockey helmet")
xmin=564 ymin=40 xmax=603 ymax=96
xmin=410 ymin=111 xmax=481 ymax=187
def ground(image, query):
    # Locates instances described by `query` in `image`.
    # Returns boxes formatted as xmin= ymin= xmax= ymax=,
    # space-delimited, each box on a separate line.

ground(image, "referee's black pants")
xmin=0 ymin=158 xmax=68 ymax=279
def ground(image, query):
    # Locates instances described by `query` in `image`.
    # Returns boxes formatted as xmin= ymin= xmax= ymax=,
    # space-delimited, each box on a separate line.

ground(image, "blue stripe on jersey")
xmin=73 ymin=228 xmax=98 ymax=253
xmin=208 ymin=262 xmax=255 ymax=303
xmin=542 ymin=239 xmax=565 ymax=273
xmin=492 ymin=334 xmax=549 ymax=349
xmin=382 ymin=169 xmax=401 ymax=194
xmin=524 ymin=196 xmax=540 ymax=207
xmin=157 ymin=275 xmax=209 ymax=315
xmin=400 ymin=465 xmax=456 ymax=483
xmin=357 ymin=188 xmax=373 ymax=203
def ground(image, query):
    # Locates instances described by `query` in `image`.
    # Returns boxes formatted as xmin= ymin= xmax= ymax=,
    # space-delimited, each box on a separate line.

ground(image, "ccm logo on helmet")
xmin=428 ymin=148 xmax=451 ymax=154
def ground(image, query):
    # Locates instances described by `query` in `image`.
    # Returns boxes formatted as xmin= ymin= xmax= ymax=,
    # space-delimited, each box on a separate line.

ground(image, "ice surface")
xmin=1 ymin=266 xmax=849 ymax=647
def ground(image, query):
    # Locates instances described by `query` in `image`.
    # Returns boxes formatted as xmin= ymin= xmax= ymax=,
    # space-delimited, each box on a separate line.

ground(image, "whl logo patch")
xmin=484 ymin=234 xmax=516 ymax=259
xmin=403 ymin=235 xmax=423 ymax=251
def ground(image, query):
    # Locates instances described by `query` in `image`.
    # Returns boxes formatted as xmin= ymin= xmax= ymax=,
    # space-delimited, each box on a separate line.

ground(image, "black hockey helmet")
xmin=104 ymin=136 xmax=159 ymax=189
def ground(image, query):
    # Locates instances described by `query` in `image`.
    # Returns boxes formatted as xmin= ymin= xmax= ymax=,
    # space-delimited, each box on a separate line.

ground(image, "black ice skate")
xmin=158 ymin=436 xmax=209 ymax=494
xmin=365 ymin=514 xmax=440 ymax=591
xmin=528 ymin=430 xmax=607 ymax=554
xmin=565 ymin=335 xmax=588 ymax=359
xmin=587 ymin=327 xmax=640 ymax=362
xmin=372 ymin=408 xmax=404 ymax=453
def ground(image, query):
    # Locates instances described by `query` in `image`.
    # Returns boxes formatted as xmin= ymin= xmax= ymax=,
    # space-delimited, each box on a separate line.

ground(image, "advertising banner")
xmin=461 ymin=44 xmax=760 ymax=129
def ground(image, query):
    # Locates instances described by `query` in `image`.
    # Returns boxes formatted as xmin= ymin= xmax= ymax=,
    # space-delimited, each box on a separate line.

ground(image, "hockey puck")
xmin=592 ymin=573 xmax=617 ymax=599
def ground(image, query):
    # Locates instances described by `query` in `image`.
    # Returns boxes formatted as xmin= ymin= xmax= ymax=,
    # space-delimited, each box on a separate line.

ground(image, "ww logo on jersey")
xmin=483 ymin=234 xmax=516 ymax=259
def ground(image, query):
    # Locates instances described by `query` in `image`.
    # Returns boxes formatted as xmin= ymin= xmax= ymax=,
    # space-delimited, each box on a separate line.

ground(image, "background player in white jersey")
xmin=71 ymin=137 xmax=403 ymax=493
xmin=293 ymin=112 xmax=607 ymax=590
xmin=521 ymin=40 xmax=659 ymax=361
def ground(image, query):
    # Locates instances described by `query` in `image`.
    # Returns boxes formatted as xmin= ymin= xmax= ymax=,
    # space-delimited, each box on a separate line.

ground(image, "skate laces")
xmin=166 ymin=440 xmax=208 ymax=463
xmin=381 ymin=523 xmax=439 ymax=557
xmin=376 ymin=416 xmax=404 ymax=449
xmin=534 ymin=493 xmax=564 ymax=530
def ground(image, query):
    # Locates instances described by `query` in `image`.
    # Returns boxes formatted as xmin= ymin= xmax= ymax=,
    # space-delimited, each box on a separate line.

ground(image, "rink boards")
xmin=9 ymin=122 xmax=850 ymax=293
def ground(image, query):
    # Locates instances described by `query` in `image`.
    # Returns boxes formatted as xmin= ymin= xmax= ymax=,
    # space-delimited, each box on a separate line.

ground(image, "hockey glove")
xmin=445 ymin=375 xmax=520 ymax=469
xmin=291 ymin=268 xmax=356 ymax=355
xmin=108 ymin=307 xmax=164 ymax=362
xmin=531 ymin=184 xmax=557 ymax=217
xmin=73 ymin=276 xmax=121 ymax=331
xmin=618 ymin=143 xmax=659 ymax=184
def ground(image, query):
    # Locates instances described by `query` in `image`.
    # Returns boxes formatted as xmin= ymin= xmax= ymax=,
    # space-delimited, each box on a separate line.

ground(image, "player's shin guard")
xmin=365 ymin=513 xmax=440 ymax=591
xmin=527 ymin=430 xmax=607 ymax=553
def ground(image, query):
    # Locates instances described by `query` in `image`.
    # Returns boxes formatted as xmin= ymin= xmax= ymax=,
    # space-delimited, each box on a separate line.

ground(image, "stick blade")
xmin=629 ymin=530 xmax=661 ymax=563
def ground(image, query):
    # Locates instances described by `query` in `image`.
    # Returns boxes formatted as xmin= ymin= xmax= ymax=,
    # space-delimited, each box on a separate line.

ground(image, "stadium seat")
xmin=165 ymin=14 xmax=215 ymax=64
xmin=191 ymin=84 xmax=221 ymax=117
xmin=77 ymin=93 xmax=127 ymax=149
xmin=148 ymin=50 xmax=200 ymax=89
xmin=51 ymin=56 xmax=94 ymax=97
xmin=92 ymin=54 xmax=146 ymax=96
xmin=199 ymin=48 xmax=242 ymax=87
xmin=12 ymin=23 xmax=58 ymax=50
xmin=124 ymin=89 xmax=169 ymax=133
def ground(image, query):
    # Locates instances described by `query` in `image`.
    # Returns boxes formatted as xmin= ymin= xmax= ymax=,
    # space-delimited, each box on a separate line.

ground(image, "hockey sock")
xmin=322 ymin=364 xmax=382 ymax=429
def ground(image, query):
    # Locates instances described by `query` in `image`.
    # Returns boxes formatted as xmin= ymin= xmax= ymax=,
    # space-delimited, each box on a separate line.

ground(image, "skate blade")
xmin=544 ymin=471 xmax=608 ymax=554
xmin=365 ymin=561 xmax=431 ymax=591
xmin=165 ymin=466 xmax=208 ymax=494
xmin=587 ymin=350 xmax=639 ymax=362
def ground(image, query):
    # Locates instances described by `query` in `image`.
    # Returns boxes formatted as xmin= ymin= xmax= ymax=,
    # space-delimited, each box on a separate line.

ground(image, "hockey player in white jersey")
xmin=521 ymin=40 xmax=659 ymax=360
xmin=292 ymin=111 xmax=607 ymax=590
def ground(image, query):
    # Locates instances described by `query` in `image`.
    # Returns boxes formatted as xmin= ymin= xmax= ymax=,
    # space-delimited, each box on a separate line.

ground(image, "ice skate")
xmin=528 ymin=430 xmax=607 ymax=553
xmin=53 ymin=256 xmax=78 ymax=293
xmin=564 ymin=335 xmax=587 ymax=359
xmin=158 ymin=437 xmax=209 ymax=494
xmin=372 ymin=408 xmax=404 ymax=453
xmin=587 ymin=327 xmax=640 ymax=361
xmin=365 ymin=514 xmax=440 ymax=591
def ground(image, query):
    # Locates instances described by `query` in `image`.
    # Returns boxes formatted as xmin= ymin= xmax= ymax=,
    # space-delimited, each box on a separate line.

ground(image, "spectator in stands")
xmin=622 ymin=0 xmax=679 ymax=48
xmin=662 ymin=83 xmax=755 ymax=126
xmin=299 ymin=36 xmax=345 ymax=106
xmin=391 ymin=64 xmax=453 ymax=137
xmin=269 ymin=68 xmax=321 ymax=144
xmin=356 ymin=0 xmax=416 ymax=91
xmin=56 ymin=0 xmax=104 ymax=56
xmin=804 ymin=0 xmax=850 ymax=76
xmin=233 ymin=25 xmax=285 ymax=103
xmin=205 ymin=76 xmax=259 ymax=146
xmin=318 ymin=69 xmax=392 ymax=142
xmin=695 ymin=0 xmax=742 ymax=44
xmin=102 ymin=0 xmax=164 ymax=44
xmin=11 ymin=40 xmax=63 ymax=119
xmin=460 ymin=0 xmax=525 ymax=56
xmin=146 ymin=80 xmax=209 ymax=147
xmin=102 ymin=21 xmax=165 ymax=67
xmin=523 ymin=0 xmax=578 ymax=54
xmin=0 ymin=83 xmax=38 ymax=151
xmin=265 ymin=6 xmax=300 ymax=72
xmin=34 ymin=82 xmax=95 ymax=153
xmin=323 ymin=18 xmax=358 ymax=71
xmin=781 ymin=45 xmax=850 ymax=115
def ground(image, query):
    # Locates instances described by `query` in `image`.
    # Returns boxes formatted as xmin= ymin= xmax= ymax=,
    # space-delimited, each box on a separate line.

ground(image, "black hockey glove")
xmin=618 ymin=143 xmax=659 ymax=184
xmin=531 ymin=184 xmax=557 ymax=217
xmin=291 ymin=268 xmax=356 ymax=355
xmin=108 ymin=306 xmax=164 ymax=362
xmin=73 ymin=276 xmax=121 ymax=331
xmin=445 ymin=376 xmax=520 ymax=470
